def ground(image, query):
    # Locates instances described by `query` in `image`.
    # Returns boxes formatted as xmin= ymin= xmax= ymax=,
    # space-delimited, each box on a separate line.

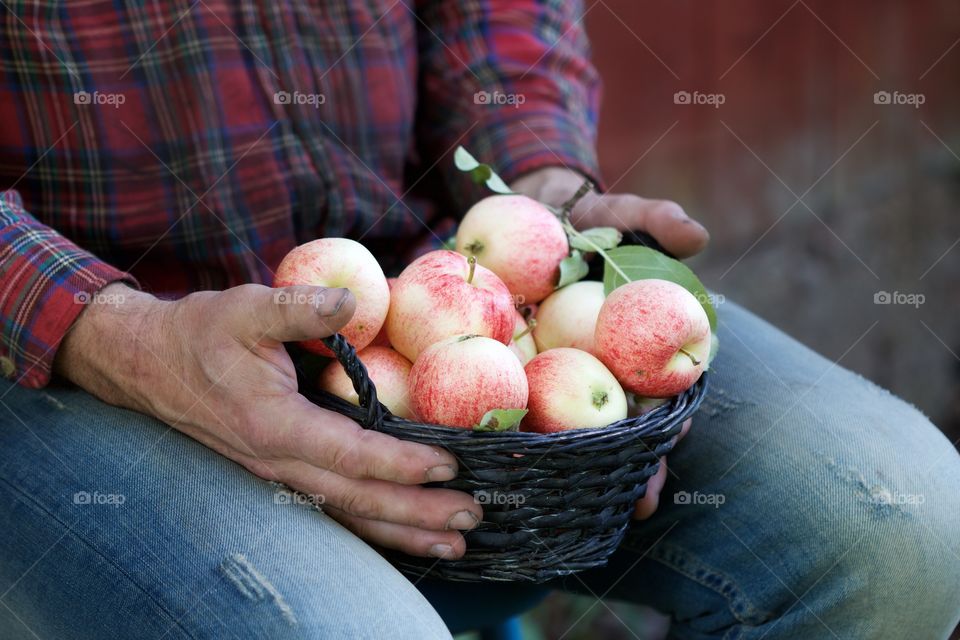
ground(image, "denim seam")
xmin=0 ymin=475 xmax=198 ymax=640
xmin=623 ymin=538 xmax=772 ymax=630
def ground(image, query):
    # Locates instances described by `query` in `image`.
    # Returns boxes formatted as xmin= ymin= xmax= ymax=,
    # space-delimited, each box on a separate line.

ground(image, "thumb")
xmin=248 ymin=284 xmax=356 ymax=343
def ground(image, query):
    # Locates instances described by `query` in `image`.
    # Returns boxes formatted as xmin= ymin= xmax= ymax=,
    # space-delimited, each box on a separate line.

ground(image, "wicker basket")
xmin=300 ymin=329 xmax=708 ymax=583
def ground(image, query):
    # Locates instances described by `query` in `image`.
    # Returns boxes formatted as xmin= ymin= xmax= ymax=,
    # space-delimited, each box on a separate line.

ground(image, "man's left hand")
xmin=512 ymin=166 xmax=708 ymax=520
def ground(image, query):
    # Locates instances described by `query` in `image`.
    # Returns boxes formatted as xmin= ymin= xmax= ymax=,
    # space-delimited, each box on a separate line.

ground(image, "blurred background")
xmin=470 ymin=1 xmax=960 ymax=638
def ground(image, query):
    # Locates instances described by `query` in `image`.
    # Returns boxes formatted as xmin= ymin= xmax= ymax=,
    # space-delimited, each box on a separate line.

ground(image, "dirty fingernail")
xmin=322 ymin=288 xmax=350 ymax=316
xmin=446 ymin=510 xmax=479 ymax=531
xmin=426 ymin=464 xmax=456 ymax=483
xmin=429 ymin=544 xmax=455 ymax=559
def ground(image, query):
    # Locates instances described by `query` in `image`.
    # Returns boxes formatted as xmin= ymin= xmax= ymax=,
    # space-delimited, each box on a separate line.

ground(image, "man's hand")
xmin=513 ymin=166 xmax=708 ymax=519
xmin=511 ymin=166 xmax=710 ymax=258
xmin=55 ymin=282 xmax=482 ymax=559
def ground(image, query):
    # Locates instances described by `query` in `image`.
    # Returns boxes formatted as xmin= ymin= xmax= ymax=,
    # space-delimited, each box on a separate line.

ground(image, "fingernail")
xmin=429 ymin=544 xmax=455 ymax=559
xmin=322 ymin=288 xmax=350 ymax=316
xmin=426 ymin=464 xmax=456 ymax=483
xmin=446 ymin=510 xmax=479 ymax=531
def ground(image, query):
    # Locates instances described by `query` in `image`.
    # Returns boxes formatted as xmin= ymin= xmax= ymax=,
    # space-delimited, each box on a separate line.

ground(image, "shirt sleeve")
xmin=414 ymin=0 xmax=602 ymax=212
xmin=0 ymin=190 xmax=138 ymax=388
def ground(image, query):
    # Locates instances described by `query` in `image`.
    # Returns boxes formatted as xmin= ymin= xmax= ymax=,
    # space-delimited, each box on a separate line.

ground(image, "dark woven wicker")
xmin=300 ymin=330 xmax=708 ymax=583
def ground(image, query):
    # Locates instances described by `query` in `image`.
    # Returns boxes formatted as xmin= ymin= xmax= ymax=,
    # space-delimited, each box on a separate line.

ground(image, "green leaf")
xmin=469 ymin=164 xmax=492 ymax=184
xmin=557 ymin=250 xmax=589 ymax=288
xmin=473 ymin=408 xmax=528 ymax=432
xmin=602 ymin=245 xmax=717 ymax=331
xmin=568 ymin=227 xmax=622 ymax=252
xmin=454 ymin=146 xmax=514 ymax=195
xmin=484 ymin=171 xmax=513 ymax=194
xmin=440 ymin=236 xmax=457 ymax=251
xmin=454 ymin=146 xmax=480 ymax=171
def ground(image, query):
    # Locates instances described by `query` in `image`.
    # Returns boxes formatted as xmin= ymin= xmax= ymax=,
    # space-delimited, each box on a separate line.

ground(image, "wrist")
xmin=54 ymin=283 xmax=170 ymax=411
xmin=510 ymin=166 xmax=592 ymax=208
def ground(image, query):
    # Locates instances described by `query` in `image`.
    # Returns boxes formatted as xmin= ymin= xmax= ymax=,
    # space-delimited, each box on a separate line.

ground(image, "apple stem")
xmin=562 ymin=221 xmax=631 ymax=284
xmin=466 ymin=255 xmax=477 ymax=285
xmin=592 ymin=390 xmax=609 ymax=409
xmin=678 ymin=347 xmax=701 ymax=366
xmin=513 ymin=318 xmax=537 ymax=341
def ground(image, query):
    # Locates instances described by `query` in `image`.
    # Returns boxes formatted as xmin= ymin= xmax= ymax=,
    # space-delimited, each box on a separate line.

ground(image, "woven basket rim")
xmin=303 ymin=376 xmax=706 ymax=444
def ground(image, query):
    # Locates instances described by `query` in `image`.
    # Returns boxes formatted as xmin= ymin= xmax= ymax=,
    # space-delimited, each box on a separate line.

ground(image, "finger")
xmin=280 ymin=459 xmax=482 ymax=531
xmin=229 ymin=283 xmax=357 ymax=343
xmin=633 ymin=457 xmax=669 ymax=520
xmin=324 ymin=505 xmax=468 ymax=559
xmin=575 ymin=193 xmax=709 ymax=258
xmin=271 ymin=396 xmax=461 ymax=485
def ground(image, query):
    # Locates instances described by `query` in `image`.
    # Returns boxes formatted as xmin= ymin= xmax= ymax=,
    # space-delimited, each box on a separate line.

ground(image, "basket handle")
xmin=321 ymin=334 xmax=386 ymax=429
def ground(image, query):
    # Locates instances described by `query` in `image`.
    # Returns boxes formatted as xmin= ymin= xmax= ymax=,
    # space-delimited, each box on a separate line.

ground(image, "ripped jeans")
xmin=1 ymin=299 xmax=959 ymax=639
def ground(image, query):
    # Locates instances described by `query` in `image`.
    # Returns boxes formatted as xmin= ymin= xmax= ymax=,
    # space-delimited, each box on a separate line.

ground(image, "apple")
xmin=368 ymin=277 xmax=398 ymax=347
xmin=508 ymin=311 xmax=537 ymax=364
xmin=408 ymin=335 xmax=528 ymax=428
xmin=455 ymin=194 xmax=568 ymax=304
xmin=533 ymin=281 xmax=605 ymax=355
xmin=274 ymin=238 xmax=389 ymax=356
xmin=627 ymin=394 xmax=668 ymax=417
xmin=386 ymin=250 xmax=515 ymax=361
xmin=594 ymin=279 xmax=711 ymax=398
xmin=319 ymin=346 xmax=414 ymax=419
xmin=521 ymin=348 xmax=627 ymax=433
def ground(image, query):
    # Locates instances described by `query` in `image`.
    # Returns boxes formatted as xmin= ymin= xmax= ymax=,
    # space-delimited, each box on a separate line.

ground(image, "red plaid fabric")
xmin=0 ymin=0 xmax=600 ymax=388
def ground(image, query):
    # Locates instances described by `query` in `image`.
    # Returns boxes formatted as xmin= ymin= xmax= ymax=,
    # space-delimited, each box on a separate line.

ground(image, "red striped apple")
xmin=367 ymin=277 xmax=397 ymax=348
xmin=533 ymin=281 xmax=605 ymax=355
xmin=508 ymin=311 xmax=537 ymax=364
xmin=522 ymin=348 xmax=627 ymax=433
xmin=386 ymin=250 xmax=514 ymax=361
xmin=409 ymin=335 xmax=528 ymax=428
xmin=318 ymin=346 xmax=414 ymax=419
xmin=595 ymin=279 xmax=711 ymax=398
xmin=274 ymin=238 xmax=389 ymax=356
xmin=455 ymin=195 xmax=568 ymax=304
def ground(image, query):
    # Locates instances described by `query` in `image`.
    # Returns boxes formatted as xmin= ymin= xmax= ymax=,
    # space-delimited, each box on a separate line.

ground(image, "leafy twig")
xmin=554 ymin=178 xmax=632 ymax=285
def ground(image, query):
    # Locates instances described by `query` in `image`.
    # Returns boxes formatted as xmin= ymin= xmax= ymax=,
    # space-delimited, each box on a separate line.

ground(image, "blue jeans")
xmin=1 ymin=300 xmax=958 ymax=639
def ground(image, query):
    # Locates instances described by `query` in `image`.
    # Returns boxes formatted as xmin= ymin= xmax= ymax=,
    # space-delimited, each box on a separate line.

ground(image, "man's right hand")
xmin=54 ymin=282 xmax=482 ymax=559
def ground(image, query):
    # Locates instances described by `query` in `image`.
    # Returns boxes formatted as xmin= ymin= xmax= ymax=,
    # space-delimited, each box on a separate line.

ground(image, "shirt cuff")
xmin=1 ymin=192 xmax=138 ymax=388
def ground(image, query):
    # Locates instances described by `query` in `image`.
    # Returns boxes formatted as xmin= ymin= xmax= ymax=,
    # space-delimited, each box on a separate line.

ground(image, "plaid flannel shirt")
xmin=0 ymin=0 xmax=600 ymax=388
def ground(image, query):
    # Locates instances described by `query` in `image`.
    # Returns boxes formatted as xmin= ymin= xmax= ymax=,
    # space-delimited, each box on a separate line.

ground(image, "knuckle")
xmin=339 ymin=488 xmax=383 ymax=520
xmin=330 ymin=428 xmax=377 ymax=478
